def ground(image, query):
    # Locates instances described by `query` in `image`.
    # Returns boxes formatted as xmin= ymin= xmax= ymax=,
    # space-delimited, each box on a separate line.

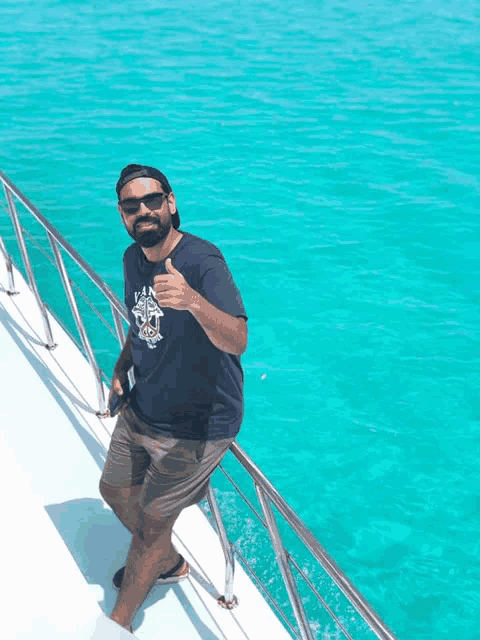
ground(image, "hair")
xmin=116 ymin=164 xmax=181 ymax=229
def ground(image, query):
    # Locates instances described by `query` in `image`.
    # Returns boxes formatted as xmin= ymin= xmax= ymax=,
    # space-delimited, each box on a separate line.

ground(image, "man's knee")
xmin=99 ymin=479 xmax=141 ymax=505
xmin=99 ymin=479 xmax=131 ymax=510
xmin=99 ymin=478 xmax=116 ymax=505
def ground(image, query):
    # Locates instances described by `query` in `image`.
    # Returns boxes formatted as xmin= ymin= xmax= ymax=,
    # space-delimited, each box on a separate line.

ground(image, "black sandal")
xmin=112 ymin=554 xmax=189 ymax=590
xmin=155 ymin=554 xmax=189 ymax=585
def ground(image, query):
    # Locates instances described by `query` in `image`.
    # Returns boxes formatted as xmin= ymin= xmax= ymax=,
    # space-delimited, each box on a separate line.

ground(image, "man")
xmin=99 ymin=164 xmax=248 ymax=634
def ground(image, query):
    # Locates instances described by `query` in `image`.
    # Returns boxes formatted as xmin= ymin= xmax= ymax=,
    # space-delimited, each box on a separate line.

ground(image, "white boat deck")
xmin=0 ymin=258 xmax=292 ymax=639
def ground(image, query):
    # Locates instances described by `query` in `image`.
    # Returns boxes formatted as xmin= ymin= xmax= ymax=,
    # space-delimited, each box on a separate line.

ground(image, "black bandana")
xmin=116 ymin=166 xmax=172 ymax=197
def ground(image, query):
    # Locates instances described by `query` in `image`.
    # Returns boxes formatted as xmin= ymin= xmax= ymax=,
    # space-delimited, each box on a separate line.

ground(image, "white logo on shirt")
xmin=132 ymin=286 xmax=164 ymax=349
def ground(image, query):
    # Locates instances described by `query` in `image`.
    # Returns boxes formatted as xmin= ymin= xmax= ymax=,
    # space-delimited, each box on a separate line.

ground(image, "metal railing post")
xmin=255 ymin=483 xmax=315 ymax=640
xmin=206 ymin=484 xmax=239 ymax=609
xmin=0 ymin=235 xmax=19 ymax=295
xmin=2 ymin=185 xmax=56 ymax=348
xmin=47 ymin=232 xmax=108 ymax=417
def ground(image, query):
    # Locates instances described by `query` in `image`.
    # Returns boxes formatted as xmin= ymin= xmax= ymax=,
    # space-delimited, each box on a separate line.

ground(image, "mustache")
xmin=134 ymin=217 xmax=158 ymax=229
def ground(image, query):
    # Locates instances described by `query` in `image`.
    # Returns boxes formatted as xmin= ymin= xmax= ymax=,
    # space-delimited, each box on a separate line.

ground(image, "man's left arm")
xmin=189 ymin=292 xmax=247 ymax=355
xmin=153 ymin=258 xmax=247 ymax=355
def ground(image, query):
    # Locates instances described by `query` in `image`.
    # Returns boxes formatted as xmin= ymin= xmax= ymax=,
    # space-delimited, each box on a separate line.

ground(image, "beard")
xmin=126 ymin=215 xmax=172 ymax=248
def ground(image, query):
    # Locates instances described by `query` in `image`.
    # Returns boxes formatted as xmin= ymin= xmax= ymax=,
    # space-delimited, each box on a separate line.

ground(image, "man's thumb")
xmin=166 ymin=258 xmax=177 ymax=273
xmin=113 ymin=378 xmax=123 ymax=394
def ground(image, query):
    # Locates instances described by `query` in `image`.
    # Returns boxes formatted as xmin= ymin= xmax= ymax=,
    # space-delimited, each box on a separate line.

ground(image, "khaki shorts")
xmin=100 ymin=406 xmax=235 ymax=520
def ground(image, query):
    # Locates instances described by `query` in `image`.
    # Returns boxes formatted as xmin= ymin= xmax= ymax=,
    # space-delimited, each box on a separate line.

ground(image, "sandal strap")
xmin=158 ymin=554 xmax=184 ymax=579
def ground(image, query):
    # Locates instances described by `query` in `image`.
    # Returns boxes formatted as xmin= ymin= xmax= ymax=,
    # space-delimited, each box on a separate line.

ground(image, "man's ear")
xmin=167 ymin=193 xmax=176 ymax=215
xmin=117 ymin=204 xmax=126 ymax=223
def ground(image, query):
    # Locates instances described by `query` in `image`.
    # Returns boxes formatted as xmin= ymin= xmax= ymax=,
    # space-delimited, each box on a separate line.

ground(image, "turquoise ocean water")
xmin=1 ymin=1 xmax=479 ymax=638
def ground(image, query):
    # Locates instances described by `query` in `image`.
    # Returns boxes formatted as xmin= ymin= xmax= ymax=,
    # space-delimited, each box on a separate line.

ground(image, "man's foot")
xmin=112 ymin=553 xmax=190 ymax=590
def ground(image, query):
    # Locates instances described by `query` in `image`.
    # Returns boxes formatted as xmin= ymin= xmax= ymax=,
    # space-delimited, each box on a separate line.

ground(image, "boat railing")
xmin=0 ymin=171 xmax=398 ymax=640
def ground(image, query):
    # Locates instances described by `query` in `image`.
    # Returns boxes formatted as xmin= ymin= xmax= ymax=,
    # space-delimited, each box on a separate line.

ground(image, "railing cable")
xmin=20 ymin=226 xmax=118 ymax=340
xmin=217 ymin=464 xmax=268 ymax=527
xmin=287 ymin=553 xmax=355 ymax=640
xmin=228 ymin=537 xmax=302 ymax=640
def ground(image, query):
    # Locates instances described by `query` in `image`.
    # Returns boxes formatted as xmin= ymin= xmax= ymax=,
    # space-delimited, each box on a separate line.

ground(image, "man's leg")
xmin=109 ymin=509 xmax=184 ymax=631
xmin=99 ymin=407 xmax=151 ymax=535
xmin=99 ymin=480 xmax=143 ymax=534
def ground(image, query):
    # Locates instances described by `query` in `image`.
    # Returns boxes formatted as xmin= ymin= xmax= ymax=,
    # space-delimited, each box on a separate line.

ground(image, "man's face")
xmin=118 ymin=178 xmax=175 ymax=248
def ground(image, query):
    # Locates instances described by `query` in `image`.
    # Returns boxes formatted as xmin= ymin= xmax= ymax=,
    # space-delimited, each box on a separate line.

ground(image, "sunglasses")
xmin=119 ymin=192 xmax=168 ymax=215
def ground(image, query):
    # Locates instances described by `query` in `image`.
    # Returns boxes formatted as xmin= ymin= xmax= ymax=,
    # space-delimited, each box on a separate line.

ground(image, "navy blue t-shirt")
xmin=123 ymin=232 xmax=248 ymax=440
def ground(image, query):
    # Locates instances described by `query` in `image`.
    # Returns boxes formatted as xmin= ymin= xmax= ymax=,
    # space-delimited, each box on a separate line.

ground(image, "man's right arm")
xmin=114 ymin=326 xmax=133 ymax=378
xmin=109 ymin=326 xmax=133 ymax=408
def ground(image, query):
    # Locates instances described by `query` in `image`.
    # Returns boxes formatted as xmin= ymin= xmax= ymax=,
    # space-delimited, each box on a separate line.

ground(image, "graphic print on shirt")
xmin=132 ymin=286 xmax=164 ymax=349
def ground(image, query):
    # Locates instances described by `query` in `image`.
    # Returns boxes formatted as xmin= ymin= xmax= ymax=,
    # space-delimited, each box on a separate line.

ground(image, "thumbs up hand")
xmin=153 ymin=258 xmax=198 ymax=311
